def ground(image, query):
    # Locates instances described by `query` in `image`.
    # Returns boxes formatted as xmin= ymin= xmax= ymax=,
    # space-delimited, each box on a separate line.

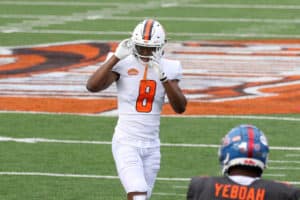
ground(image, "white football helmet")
xmin=131 ymin=19 xmax=166 ymax=64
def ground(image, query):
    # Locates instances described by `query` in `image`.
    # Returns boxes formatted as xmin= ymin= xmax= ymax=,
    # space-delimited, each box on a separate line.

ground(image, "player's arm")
xmin=86 ymin=39 xmax=132 ymax=92
xmin=151 ymin=51 xmax=187 ymax=113
xmin=162 ymin=80 xmax=187 ymax=114
xmin=86 ymin=55 xmax=119 ymax=92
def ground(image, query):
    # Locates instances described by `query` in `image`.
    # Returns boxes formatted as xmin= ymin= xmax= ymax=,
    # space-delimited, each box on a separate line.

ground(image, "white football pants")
xmin=112 ymin=140 xmax=161 ymax=199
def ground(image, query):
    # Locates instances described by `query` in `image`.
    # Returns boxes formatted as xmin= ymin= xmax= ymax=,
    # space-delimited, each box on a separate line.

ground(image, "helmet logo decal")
xmin=243 ymin=159 xmax=256 ymax=166
xmin=232 ymin=135 xmax=241 ymax=142
xmin=238 ymin=142 xmax=248 ymax=153
xmin=260 ymin=134 xmax=268 ymax=146
xmin=143 ymin=19 xmax=154 ymax=41
xmin=127 ymin=68 xmax=139 ymax=76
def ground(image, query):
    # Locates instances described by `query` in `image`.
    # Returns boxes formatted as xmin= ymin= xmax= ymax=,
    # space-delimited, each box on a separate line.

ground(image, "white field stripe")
xmin=1 ymin=111 xmax=300 ymax=122
xmin=268 ymin=167 xmax=300 ymax=170
xmin=3 ymin=29 xmax=300 ymax=39
xmin=0 ymin=172 xmax=118 ymax=179
xmin=0 ymin=172 xmax=189 ymax=181
xmin=172 ymin=3 xmax=300 ymax=10
xmin=0 ymin=1 xmax=121 ymax=6
xmin=263 ymin=174 xmax=286 ymax=177
xmin=0 ymin=172 xmax=299 ymax=185
xmin=180 ymin=115 xmax=300 ymax=122
xmin=1 ymin=1 xmax=300 ymax=10
xmin=152 ymin=192 xmax=185 ymax=197
xmin=285 ymin=154 xmax=300 ymax=157
xmin=0 ymin=136 xmax=300 ymax=151
xmin=269 ymin=160 xmax=300 ymax=164
xmin=1 ymin=14 xmax=300 ymax=24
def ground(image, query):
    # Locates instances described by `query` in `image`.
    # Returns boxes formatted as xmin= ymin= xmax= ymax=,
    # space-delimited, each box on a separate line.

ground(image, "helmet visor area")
xmin=134 ymin=45 xmax=159 ymax=58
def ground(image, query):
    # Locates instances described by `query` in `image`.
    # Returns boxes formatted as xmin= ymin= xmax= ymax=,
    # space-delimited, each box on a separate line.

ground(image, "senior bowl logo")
xmin=1 ymin=40 xmax=300 ymax=115
xmin=0 ymin=42 xmax=116 ymax=78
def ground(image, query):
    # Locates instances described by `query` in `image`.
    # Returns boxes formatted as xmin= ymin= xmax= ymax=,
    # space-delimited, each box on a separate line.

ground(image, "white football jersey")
xmin=108 ymin=53 xmax=182 ymax=147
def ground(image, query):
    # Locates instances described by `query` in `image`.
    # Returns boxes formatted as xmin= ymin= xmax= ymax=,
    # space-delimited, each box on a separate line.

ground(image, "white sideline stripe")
xmin=0 ymin=136 xmax=300 ymax=151
xmin=3 ymin=29 xmax=300 ymax=39
xmin=1 ymin=14 xmax=300 ymax=24
xmin=1 ymin=1 xmax=300 ymax=10
xmin=0 ymin=172 xmax=298 ymax=185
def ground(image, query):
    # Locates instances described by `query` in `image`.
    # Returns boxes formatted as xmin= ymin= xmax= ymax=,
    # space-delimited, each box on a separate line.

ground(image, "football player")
xmin=87 ymin=19 xmax=187 ymax=200
xmin=187 ymin=124 xmax=300 ymax=200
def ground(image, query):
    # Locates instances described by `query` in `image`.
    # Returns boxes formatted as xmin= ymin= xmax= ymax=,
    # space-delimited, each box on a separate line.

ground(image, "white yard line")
xmin=175 ymin=4 xmax=300 ymax=10
xmin=2 ymin=111 xmax=300 ymax=122
xmin=0 ymin=1 xmax=160 ymax=34
xmin=0 ymin=171 xmax=298 ymax=185
xmin=268 ymin=167 xmax=300 ymax=170
xmin=2 ymin=29 xmax=300 ymax=39
xmin=285 ymin=154 xmax=300 ymax=157
xmin=0 ymin=136 xmax=299 ymax=151
xmin=1 ymin=1 xmax=300 ymax=10
xmin=181 ymin=115 xmax=300 ymax=122
xmin=0 ymin=1 xmax=121 ymax=6
xmin=269 ymin=160 xmax=300 ymax=164
xmin=0 ymin=171 xmax=189 ymax=181
xmin=152 ymin=192 xmax=186 ymax=197
xmin=1 ymin=14 xmax=300 ymax=24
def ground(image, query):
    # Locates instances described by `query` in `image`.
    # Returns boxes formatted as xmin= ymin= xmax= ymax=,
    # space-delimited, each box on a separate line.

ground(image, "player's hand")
xmin=150 ymin=50 xmax=167 ymax=82
xmin=114 ymin=39 xmax=132 ymax=60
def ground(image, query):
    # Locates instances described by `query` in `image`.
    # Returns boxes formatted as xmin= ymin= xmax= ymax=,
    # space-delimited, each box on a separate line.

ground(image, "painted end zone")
xmin=1 ymin=40 xmax=300 ymax=115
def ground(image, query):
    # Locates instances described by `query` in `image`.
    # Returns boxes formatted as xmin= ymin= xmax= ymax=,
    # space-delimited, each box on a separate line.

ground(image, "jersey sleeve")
xmin=289 ymin=185 xmax=300 ymax=200
xmin=187 ymin=177 xmax=205 ymax=200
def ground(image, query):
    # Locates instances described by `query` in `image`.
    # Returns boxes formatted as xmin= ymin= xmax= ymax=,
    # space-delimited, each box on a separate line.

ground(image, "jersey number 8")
xmin=136 ymin=80 xmax=157 ymax=112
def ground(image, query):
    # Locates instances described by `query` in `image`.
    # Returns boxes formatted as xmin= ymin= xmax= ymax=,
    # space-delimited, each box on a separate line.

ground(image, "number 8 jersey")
xmin=111 ymin=54 xmax=183 ymax=147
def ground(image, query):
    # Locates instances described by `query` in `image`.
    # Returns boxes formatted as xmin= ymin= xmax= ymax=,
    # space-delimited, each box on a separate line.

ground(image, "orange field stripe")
xmin=0 ymin=97 xmax=117 ymax=114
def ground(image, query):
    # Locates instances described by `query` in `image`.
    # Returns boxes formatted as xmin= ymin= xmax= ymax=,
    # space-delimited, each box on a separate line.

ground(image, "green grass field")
xmin=1 ymin=0 xmax=300 ymax=46
xmin=0 ymin=113 xmax=300 ymax=199
xmin=1 ymin=0 xmax=300 ymax=199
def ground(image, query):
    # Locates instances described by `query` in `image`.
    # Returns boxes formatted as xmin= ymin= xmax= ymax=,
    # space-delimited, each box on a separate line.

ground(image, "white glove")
xmin=150 ymin=51 xmax=168 ymax=82
xmin=114 ymin=39 xmax=132 ymax=60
